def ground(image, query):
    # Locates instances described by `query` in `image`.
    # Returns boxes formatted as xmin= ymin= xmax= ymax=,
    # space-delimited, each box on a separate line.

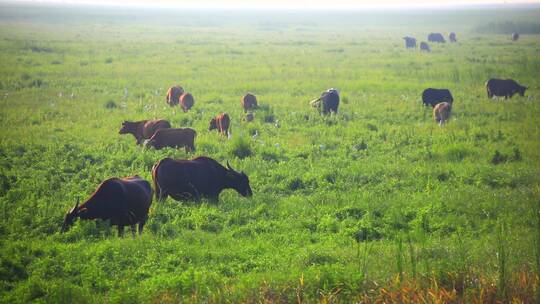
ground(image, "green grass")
xmin=0 ymin=3 xmax=539 ymax=303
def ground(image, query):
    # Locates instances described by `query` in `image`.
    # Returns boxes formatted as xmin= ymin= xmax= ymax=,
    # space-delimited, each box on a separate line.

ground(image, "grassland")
xmin=0 ymin=2 xmax=539 ymax=303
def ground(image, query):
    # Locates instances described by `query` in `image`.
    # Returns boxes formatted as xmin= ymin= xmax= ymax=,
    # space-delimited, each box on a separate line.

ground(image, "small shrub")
xmin=50 ymin=60 xmax=62 ymax=65
xmin=105 ymin=57 xmax=113 ymax=64
xmin=104 ymin=100 xmax=117 ymax=109
xmin=230 ymin=136 xmax=252 ymax=159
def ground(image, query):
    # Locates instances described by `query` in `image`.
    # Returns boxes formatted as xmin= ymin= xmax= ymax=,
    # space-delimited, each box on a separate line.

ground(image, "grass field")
xmin=1 ymin=2 xmax=540 ymax=303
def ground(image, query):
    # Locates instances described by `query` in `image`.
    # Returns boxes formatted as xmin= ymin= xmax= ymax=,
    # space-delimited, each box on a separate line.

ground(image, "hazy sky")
xmin=8 ymin=0 xmax=540 ymax=9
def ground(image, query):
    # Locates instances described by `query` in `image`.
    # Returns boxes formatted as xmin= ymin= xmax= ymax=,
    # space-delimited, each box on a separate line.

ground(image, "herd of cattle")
xmin=61 ymin=34 xmax=530 ymax=236
xmin=403 ymin=31 xmax=520 ymax=52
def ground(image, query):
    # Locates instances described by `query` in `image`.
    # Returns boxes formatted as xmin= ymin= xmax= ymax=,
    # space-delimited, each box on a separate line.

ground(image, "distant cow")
xmin=428 ymin=33 xmax=446 ymax=43
xmin=310 ymin=88 xmax=339 ymax=115
xmin=422 ymin=88 xmax=454 ymax=107
xmin=61 ymin=176 xmax=152 ymax=236
xmin=145 ymin=128 xmax=196 ymax=152
xmin=433 ymin=102 xmax=452 ymax=125
xmin=403 ymin=36 xmax=417 ymax=48
xmin=420 ymin=42 xmax=431 ymax=52
xmin=486 ymin=79 xmax=527 ymax=99
xmin=244 ymin=112 xmax=254 ymax=122
xmin=512 ymin=32 xmax=519 ymax=41
xmin=152 ymin=156 xmax=253 ymax=201
xmin=242 ymin=93 xmax=258 ymax=112
xmin=449 ymin=32 xmax=457 ymax=43
xmin=166 ymin=86 xmax=184 ymax=107
xmin=119 ymin=119 xmax=171 ymax=145
xmin=180 ymin=92 xmax=194 ymax=112
xmin=209 ymin=113 xmax=230 ymax=136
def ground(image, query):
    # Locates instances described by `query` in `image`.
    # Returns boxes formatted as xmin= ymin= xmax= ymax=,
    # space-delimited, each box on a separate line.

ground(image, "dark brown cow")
xmin=166 ymin=86 xmax=184 ymax=107
xmin=119 ymin=119 xmax=171 ymax=145
xmin=209 ymin=113 xmax=230 ymax=136
xmin=310 ymin=88 xmax=339 ymax=115
xmin=152 ymin=156 xmax=252 ymax=202
xmin=449 ymin=32 xmax=457 ymax=43
xmin=486 ymin=79 xmax=527 ymax=99
xmin=61 ymin=176 xmax=152 ymax=236
xmin=512 ymin=32 xmax=519 ymax=41
xmin=242 ymin=93 xmax=258 ymax=112
xmin=428 ymin=33 xmax=446 ymax=43
xmin=145 ymin=128 xmax=196 ymax=152
xmin=403 ymin=36 xmax=417 ymax=48
xmin=433 ymin=102 xmax=452 ymax=125
xmin=180 ymin=92 xmax=195 ymax=112
xmin=420 ymin=42 xmax=430 ymax=52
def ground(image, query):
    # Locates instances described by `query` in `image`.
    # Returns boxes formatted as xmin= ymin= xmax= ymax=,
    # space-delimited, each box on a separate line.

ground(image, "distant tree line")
xmin=475 ymin=21 xmax=540 ymax=34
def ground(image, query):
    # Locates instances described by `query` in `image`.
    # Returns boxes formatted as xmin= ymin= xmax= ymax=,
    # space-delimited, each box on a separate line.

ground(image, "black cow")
xmin=512 ymin=32 xmax=519 ymax=41
xmin=403 ymin=36 xmax=417 ymax=48
xmin=61 ymin=176 xmax=153 ymax=236
xmin=310 ymin=88 xmax=340 ymax=115
xmin=420 ymin=42 xmax=430 ymax=52
xmin=422 ymin=88 xmax=454 ymax=107
xmin=486 ymin=79 xmax=527 ymax=99
xmin=428 ymin=33 xmax=446 ymax=43
xmin=449 ymin=32 xmax=457 ymax=43
xmin=152 ymin=157 xmax=252 ymax=202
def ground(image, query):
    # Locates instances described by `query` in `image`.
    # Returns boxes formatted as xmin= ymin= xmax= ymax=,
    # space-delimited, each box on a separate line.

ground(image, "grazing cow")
xmin=310 ymin=88 xmax=339 ymax=115
xmin=420 ymin=42 xmax=431 ymax=52
xmin=144 ymin=128 xmax=196 ymax=152
xmin=180 ymin=92 xmax=194 ymax=112
xmin=428 ymin=33 xmax=446 ymax=43
xmin=119 ymin=119 xmax=171 ymax=145
xmin=486 ymin=79 xmax=527 ymax=99
xmin=244 ymin=112 xmax=254 ymax=122
xmin=422 ymin=88 xmax=454 ymax=107
xmin=166 ymin=86 xmax=184 ymax=107
xmin=152 ymin=156 xmax=253 ymax=201
xmin=242 ymin=93 xmax=258 ymax=112
xmin=512 ymin=32 xmax=519 ymax=41
xmin=433 ymin=102 xmax=452 ymax=125
xmin=209 ymin=113 xmax=230 ymax=136
xmin=61 ymin=176 xmax=152 ymax=236
xmin=403 ymin=36 xmax=417 ymax=48
xmin=449 ymin=32 xmax=457 ymax=42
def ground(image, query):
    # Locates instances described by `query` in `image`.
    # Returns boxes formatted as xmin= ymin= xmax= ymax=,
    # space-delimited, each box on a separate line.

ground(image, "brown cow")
xmin=144 ymin=128 xmax=196 ymax=152
xmin=209 ymin=113 xmax=230 ymax=136
xmin=242 ymin=93 xmax=258 ymax=112
xmin=433 ymin=102 xmax=452 ymax=125
xmin=166 ymin=86 xmax=184 ymax=107
xmin=180 ymin=92 xmax=194 ymax=112
xmin=61 ymin=176 xmax=152 ymax=237
xmin=119 ymin=119 xmax=171 ymax=145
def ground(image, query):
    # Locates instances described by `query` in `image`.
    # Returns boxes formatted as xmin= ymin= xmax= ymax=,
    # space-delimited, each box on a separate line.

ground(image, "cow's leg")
xmin=130 ymin=224 xmax=136 ymax=237
xmin=118 ymin=225 xmax=125 ymax=237
xmin=138 ymin=217 xmax=146 ymax=235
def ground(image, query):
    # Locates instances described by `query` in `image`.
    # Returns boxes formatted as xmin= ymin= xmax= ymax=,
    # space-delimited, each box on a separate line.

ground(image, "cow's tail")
xmin=151 ymin=160 xmax=162 ymax=201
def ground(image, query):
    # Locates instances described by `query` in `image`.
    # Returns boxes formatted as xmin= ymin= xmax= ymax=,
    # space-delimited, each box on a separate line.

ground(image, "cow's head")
xmin=226 ymin=161 xmax=253 ymax=197
xmin=119 ymin=121 xmax=134 ymax=134
xmin=518 ymin=86 xmax=528 ymax=97
xmin=61 ymin=199 xmax=79 ymax=233
xmin=208 ymin=118 xmax=217 ymax=131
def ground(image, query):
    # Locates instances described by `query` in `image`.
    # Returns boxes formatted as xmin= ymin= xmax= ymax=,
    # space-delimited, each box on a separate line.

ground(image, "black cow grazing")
xmin=310 ymin=88 xmax=339 ymax=115
xmin=420 ymin=42 xmax=430 ymax=52
xmin=428 ymin=33 xmax=446 ymax=43
xmin=403 ymin=36 xmax=417 ymax=48
xmin=152 ymin=157 xmax=252 ymax=202
xmin=486 ymin=79 xmax=527 ymax=99
xmin=61 ymin=176 xmax=153 ymax=237
xmin=449 ymin=32 xmax=457 ymax=42
xmin=512 ymin=32 xmax=519 ymax=41
xmin=422 ymin=88 xmax=454 ymax=107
